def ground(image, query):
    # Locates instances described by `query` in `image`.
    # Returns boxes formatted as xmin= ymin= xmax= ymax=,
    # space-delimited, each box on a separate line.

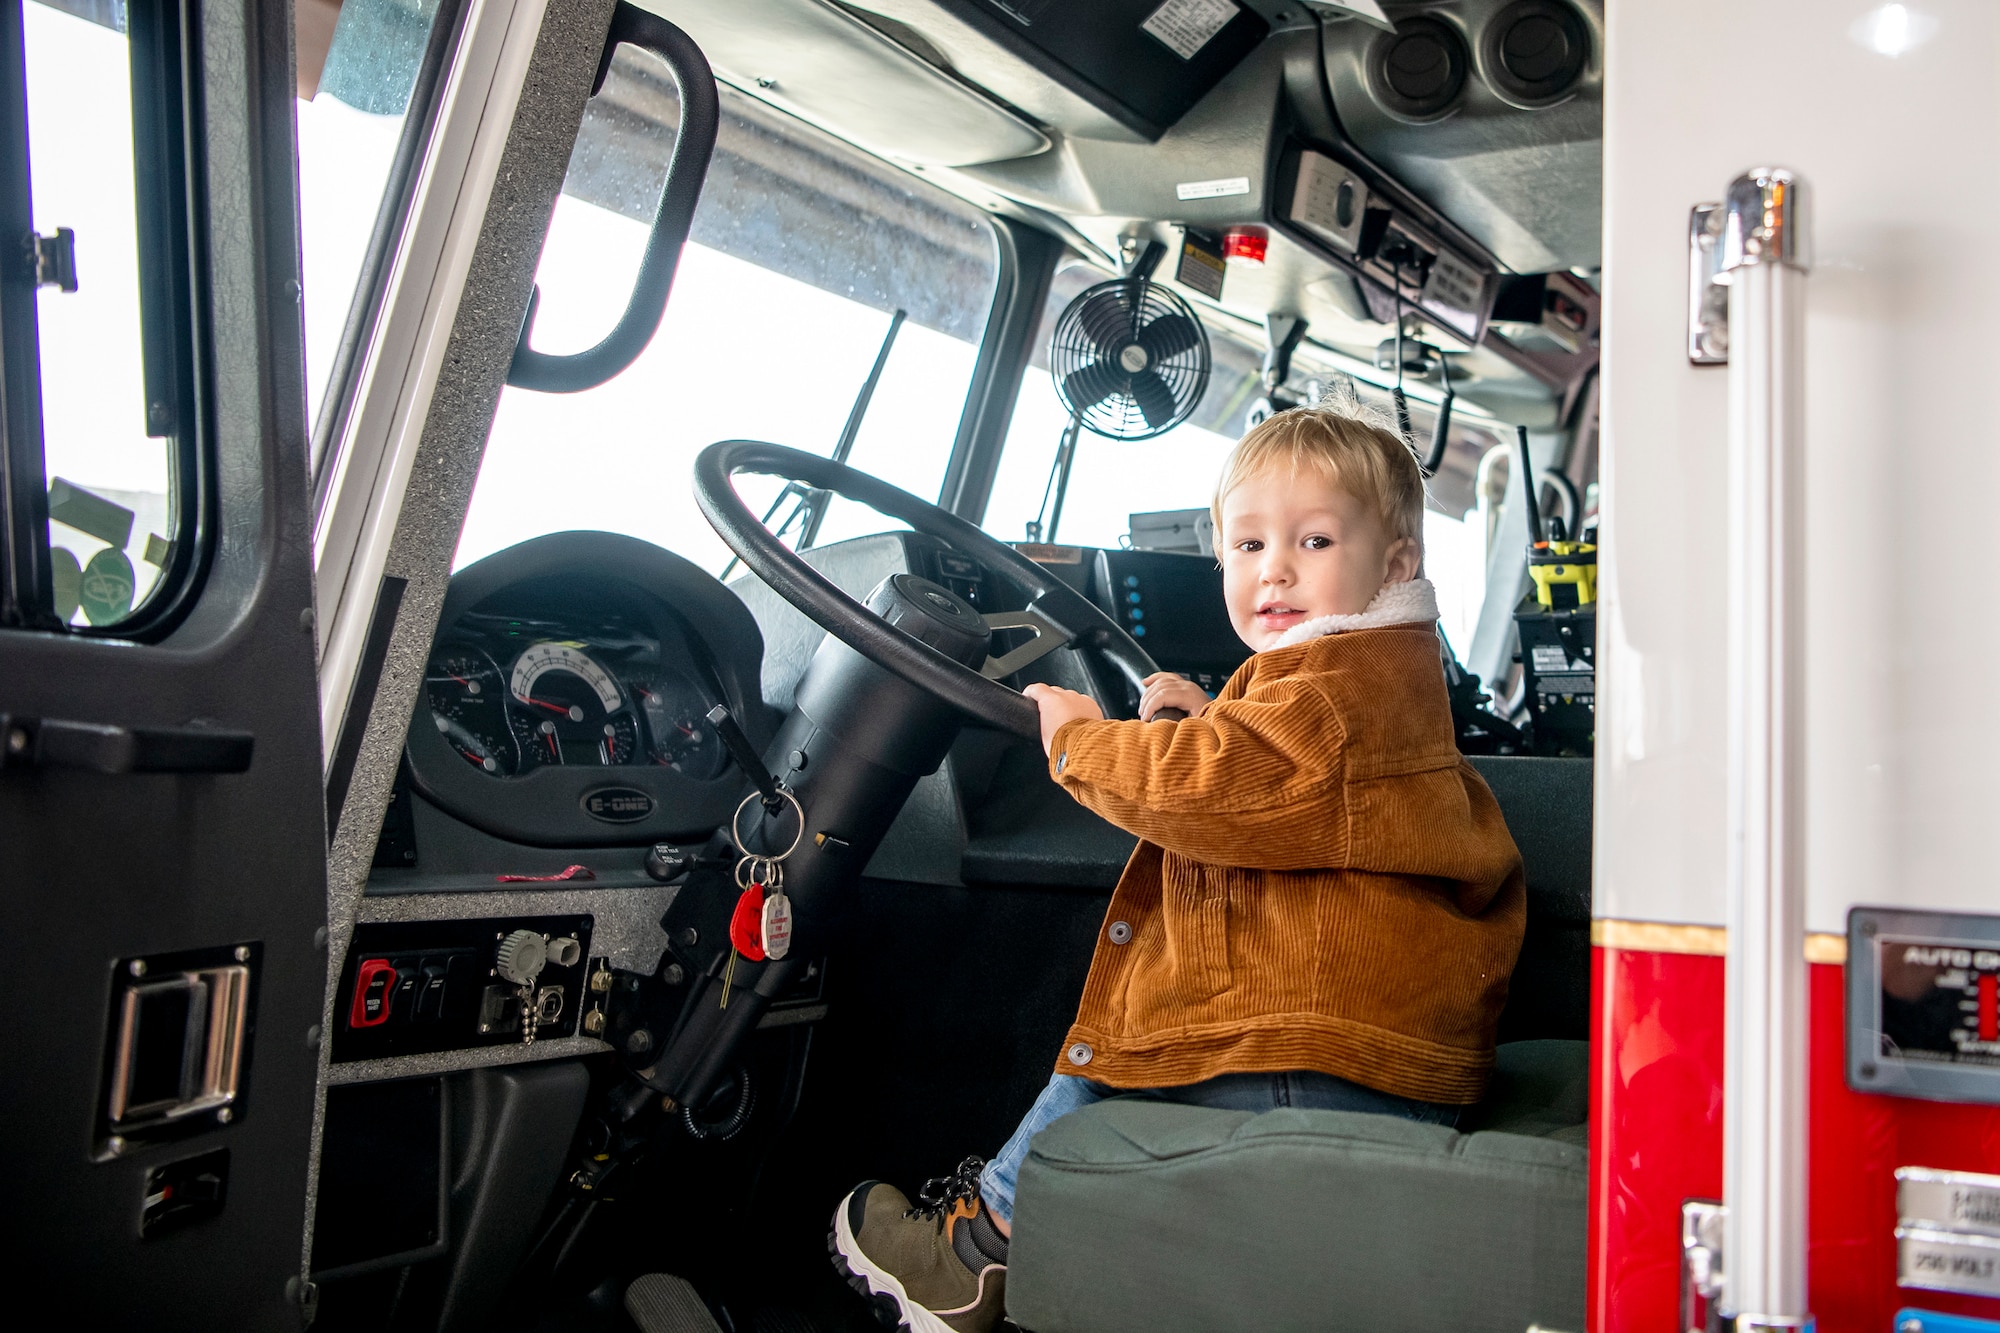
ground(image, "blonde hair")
xmin=1210 ymin=395 xmax=1427 ymax=552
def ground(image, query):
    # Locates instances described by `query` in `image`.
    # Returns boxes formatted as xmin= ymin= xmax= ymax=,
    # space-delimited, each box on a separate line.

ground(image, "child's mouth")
xmin=1256 ymin=603 xmax=1307 ymax=627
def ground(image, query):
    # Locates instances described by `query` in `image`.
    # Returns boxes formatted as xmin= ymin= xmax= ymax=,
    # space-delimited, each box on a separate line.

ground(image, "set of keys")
xmin=719 ymin=789 xmax=800 ymax=1006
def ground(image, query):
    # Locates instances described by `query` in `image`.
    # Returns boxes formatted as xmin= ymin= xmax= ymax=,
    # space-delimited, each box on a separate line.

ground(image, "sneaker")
xmin=829 ymin=1156 xmax=1009 ymax=1333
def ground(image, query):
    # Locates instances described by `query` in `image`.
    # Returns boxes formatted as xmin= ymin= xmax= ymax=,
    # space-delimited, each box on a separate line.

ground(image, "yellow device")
xmin=1527 ymin=539 xmax=1597 ymax=609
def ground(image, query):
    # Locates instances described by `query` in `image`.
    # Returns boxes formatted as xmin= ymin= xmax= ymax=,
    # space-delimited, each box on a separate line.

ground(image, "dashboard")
xmin=392 ymin=528 xmax=1245 ymax=861
xmin=401 ymin=532 xmax=772 ymax=849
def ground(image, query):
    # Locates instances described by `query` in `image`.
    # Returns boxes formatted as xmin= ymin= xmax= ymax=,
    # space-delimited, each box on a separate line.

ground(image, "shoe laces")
xmin=905 ymin=1155 xmax=987 ymax=1228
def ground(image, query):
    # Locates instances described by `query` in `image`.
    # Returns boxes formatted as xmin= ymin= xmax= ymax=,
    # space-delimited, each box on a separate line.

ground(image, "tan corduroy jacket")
xmin=1045 ymin=583 xmax=1525 ymax=1105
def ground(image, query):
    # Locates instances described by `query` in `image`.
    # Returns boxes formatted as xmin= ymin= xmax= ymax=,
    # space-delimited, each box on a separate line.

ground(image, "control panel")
xmin=1849 ymin=906 xmax=2000 ymax=1104
xmin=332 ymin=915 xmax=595 ymax=1063
xmin=1090 ymin=549 xmax=1250 ymax=694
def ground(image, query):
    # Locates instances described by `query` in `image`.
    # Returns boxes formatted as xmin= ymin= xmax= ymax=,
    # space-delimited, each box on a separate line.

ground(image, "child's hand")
xmin=1138 ymin=672 xmax=1210 ymax=722
xmin=1023 ymin=683 xmax=1104 ymax=755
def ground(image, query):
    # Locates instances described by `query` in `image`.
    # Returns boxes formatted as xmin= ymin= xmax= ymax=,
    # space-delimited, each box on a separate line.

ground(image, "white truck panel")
xmin=1596 ymin=0 xmax=2000 ymax=932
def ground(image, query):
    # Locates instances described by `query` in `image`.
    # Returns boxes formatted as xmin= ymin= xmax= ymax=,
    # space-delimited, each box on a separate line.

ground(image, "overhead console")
xmin=1275 ymin=141 xmax=1600 ymax=405
xmin=1282 ymin=148 xmax=1495 ymax=342
xmin=1318 ymin=0 xmax=1603 ymax=275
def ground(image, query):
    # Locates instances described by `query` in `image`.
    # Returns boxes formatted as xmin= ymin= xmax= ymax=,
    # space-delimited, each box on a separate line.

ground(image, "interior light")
xmin=1222 ymin=228 xmax=1268 ymax=266
xmin=1851 ymin=3 xmax=1938 ymax=57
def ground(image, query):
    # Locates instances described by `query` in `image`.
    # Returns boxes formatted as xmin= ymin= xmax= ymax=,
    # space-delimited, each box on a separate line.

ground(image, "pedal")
xmin=624 ymin=1273 xmax=724 ymax=1333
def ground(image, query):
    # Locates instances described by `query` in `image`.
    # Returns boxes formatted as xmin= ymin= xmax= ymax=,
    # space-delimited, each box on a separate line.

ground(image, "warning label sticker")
xmin=1531 ymin=645 xmax=1574 ymax=673
xmin=1142 ymin=0 xmax=1237 ymax=59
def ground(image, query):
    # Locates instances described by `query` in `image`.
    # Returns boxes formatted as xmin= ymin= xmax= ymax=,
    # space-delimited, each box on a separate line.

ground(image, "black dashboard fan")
xmin=1050 ymin=278 xmax=1211 ymax=440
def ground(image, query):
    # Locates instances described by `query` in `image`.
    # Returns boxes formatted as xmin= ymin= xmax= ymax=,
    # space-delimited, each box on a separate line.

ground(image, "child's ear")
xmin=1385 ymin=536 xmax=1421 ymax=584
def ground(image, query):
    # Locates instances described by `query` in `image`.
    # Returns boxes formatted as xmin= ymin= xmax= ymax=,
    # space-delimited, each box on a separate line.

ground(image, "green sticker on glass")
xmin=50 ymin=545 xmax=82 ymax=622
xmin=81 ymin=548 xmax=135 ymax=624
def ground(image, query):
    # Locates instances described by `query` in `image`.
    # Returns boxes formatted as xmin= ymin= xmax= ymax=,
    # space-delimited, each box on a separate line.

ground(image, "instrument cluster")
xmin=423 ymin=601 xmax=728 ymax=781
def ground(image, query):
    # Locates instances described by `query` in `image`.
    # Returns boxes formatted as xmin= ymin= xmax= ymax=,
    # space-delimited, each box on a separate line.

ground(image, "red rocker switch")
xmin=349 ymin=957 xmax=397 ymax=1028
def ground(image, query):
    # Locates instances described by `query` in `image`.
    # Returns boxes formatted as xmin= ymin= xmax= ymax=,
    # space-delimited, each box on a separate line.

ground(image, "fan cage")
xmin=1049 ymin=278 xmax=1212 ymax=442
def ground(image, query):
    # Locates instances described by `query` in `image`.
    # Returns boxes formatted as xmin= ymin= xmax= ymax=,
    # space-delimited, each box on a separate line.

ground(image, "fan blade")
xmin=1129 ymin=369 xmax=1180 ymax=430
xmin=1136 ymin=311 xmax=1201 ymax=363
xmin=1061 ymin=357 xmax=1126 ymax=412
xmin=1073 ymin=285 xmax=1137 ymax=354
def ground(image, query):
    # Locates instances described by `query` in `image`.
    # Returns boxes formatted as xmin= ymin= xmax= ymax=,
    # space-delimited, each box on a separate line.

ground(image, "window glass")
xmin=456 ymin=64 xmax=998 ymax=576
xmin=24 ymin=0 xmax=177 ymax=627
xmin=296 ymin=0 xmax=451 ymax=444
xmin=982 ymin=258 xmax=1500 ymax=652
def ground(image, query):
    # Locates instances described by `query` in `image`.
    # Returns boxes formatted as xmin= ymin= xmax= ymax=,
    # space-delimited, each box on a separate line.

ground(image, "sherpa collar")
xmin=1267 ymin=578 xmax=1439 ymax=649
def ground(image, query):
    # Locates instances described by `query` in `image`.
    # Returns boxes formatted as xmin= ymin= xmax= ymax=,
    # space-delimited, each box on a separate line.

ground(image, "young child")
xmin=829 ymin=402 xmax=1526 ymax=1333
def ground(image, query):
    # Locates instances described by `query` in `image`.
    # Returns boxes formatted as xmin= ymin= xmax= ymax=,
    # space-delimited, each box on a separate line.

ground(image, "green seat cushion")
xmin=1006 ymin=1041 xmax=1589 ymax=1333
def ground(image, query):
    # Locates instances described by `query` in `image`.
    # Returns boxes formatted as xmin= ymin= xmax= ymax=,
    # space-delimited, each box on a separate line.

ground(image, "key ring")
xmin=732 ymin=787 xmax=804 ymax=862
xmin=735 ymin=855 xmax=783 ymax=890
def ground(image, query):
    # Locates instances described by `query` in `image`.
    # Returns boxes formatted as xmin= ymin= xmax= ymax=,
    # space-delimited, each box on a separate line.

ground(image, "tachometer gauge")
xmin=505 ymin=641 xmax=641 ymax=769
xmin=635 ymin=672 xmax=728 ymax=779
xmin=425 ymin=649 xmax=517 ymax=776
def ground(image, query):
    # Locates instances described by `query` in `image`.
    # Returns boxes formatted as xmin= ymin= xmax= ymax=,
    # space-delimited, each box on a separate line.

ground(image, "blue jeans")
xmin=977 ymin=1069 xmax=1461 ymax=1225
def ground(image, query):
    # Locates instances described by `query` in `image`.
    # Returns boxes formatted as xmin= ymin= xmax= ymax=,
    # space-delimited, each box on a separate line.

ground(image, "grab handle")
xmin=1 ymin=714 xmax=253 ymax=774
xmin=1717 ymin=165 xmax=1812 ymax=1333
xmin=505 ymin=5 xmax=718 ymax=393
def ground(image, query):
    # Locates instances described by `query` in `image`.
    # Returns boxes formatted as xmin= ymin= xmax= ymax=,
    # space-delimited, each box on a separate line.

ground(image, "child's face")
xmin=1218 ymin=467 xmax=1420 ymax=649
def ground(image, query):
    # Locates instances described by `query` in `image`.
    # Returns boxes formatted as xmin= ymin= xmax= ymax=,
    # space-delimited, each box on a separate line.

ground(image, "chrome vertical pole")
xmin=1719 ymin=166 xmax=1813 ymax=1333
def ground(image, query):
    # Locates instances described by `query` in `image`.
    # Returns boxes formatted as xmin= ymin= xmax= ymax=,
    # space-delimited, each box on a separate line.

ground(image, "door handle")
xmin=505 ymin=4 xmax=718 ymax=393
xmin=0 ymin=714 xmax=253 ymax=774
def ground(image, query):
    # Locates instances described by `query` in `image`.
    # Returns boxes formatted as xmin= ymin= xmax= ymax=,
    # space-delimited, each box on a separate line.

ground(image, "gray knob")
xmin=495 ymin=930 xmax=547 ymax=986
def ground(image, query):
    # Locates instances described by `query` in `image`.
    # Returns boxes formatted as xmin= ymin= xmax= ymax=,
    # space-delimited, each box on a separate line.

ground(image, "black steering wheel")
xmin=694 ymin=440 xmax=1165 ymax=740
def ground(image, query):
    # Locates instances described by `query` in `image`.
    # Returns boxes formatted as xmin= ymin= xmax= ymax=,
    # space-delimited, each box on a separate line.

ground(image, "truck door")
xmin=0 ymin=0 xmax=328 ymax=1325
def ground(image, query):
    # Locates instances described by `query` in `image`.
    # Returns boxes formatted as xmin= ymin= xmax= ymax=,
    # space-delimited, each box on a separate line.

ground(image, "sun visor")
xmin=633 ymin=0 xmax=1049 ymax=167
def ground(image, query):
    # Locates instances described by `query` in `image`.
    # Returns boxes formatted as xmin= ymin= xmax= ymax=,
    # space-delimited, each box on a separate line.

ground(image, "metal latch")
xmin=25 ymin=226 xmax=76 ymax=292
xmin=104 ymin=949 xmax=255 ymax=1154
xmin=1682 ymin=1198 xmax=1727 ymax=1333
xmin=1688 ymin=204 xmax=1727 ymax=364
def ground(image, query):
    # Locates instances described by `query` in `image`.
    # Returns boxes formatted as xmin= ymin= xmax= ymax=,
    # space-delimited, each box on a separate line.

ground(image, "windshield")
xmin=455 ymin=67 xmax=998 ymax=576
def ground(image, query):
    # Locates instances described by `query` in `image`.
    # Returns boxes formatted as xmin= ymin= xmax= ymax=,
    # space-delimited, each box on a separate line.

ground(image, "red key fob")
xmin=729 ymin=885 xmax=767 ymax=962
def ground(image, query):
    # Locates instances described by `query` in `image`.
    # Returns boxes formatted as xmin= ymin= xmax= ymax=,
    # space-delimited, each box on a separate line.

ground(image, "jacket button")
xmin=1055 ymin=752 xmax=1067 ymax=775
xmin=1108 ymin=921 xmax=1132 ymax=945
xmin=1067 ymin=1042 xmax=1093 ymax=1066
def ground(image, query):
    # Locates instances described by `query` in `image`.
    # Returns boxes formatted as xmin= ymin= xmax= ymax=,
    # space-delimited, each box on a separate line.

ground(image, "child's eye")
xmin=1303 ymin=535 xmax=1332 ymax=550
xmin=1235 ymin=539 xmax=1263 ymax=552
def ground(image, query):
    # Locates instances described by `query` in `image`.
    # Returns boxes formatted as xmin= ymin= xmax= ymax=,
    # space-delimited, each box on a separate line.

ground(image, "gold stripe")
xmin=1591 ymin=920 xmax=1728 ymax=955
xmin=1591 ymin=919 xmax=1850 ymax=964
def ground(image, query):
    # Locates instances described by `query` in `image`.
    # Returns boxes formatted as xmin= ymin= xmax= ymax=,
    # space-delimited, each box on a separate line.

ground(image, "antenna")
xmin=798 ymin=308 xmax=905 ymax=550
xmin=720 ymin=308 xmax=905 ymax=581
xmin=1515 ymin=426 xmax=1543 ymax=544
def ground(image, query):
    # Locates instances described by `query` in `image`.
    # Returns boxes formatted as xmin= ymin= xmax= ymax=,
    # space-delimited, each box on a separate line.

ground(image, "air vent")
xmin=1480 ymin=0 xmax=1589 ymax=108
xmin=1368 ymin=17 xmax=1468 ymax=122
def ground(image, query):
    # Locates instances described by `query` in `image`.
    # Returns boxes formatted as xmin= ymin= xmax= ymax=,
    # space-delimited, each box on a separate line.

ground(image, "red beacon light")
xmin=1222 ymin=228 xmax=1267 ymax=265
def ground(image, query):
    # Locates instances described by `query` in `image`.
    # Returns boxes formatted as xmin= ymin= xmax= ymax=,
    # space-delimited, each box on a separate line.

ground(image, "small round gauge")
xmin=634 ymin=672 xmax=728 ymax=779
xmin=505 ymin=641 xmax=641 ymax=770
xmin=426 ymin=649 xmax=517 ymax=776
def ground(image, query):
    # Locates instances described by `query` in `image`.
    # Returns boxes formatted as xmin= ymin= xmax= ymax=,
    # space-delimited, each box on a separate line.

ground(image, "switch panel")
xmin=332 ymin=915 xmax=591 ymax=1062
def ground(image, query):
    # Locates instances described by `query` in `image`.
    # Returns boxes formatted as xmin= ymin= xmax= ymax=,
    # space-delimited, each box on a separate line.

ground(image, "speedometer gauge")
xmin=506 ymin=641 xmax=640 ymax=770
xmin=426 ymin=648 xmax=517 ymax=776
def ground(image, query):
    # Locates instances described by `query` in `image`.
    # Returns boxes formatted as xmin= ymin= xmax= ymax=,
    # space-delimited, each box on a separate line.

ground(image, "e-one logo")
xmin=582 ymin=787 xmax=653 ymax=823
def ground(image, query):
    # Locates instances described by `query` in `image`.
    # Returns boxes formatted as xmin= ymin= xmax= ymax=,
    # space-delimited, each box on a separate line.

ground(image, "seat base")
xmin=1005 ymin=1040 xmax=1589 ymax=1333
